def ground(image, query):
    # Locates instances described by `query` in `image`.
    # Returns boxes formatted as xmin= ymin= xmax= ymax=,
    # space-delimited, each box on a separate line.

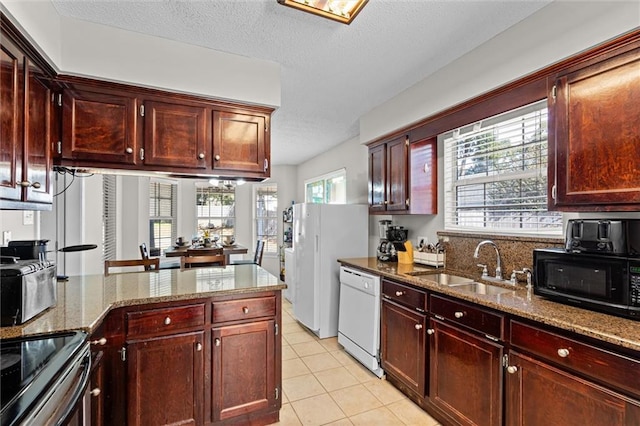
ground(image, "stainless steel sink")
xmin=449 ymin=282 xmax=515 ymax=295
xmin=432 ymin=273 xmax=475 ymax=286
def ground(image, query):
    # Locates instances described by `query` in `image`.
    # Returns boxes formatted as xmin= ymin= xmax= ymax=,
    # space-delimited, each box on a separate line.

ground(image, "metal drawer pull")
xmin=426 ymin=329 xmax=435 ymax=335
xmin=90 ymin=388 xmax=101 ymax=397
xmin=242 ymin=307 xmax=249 ymax=314
xmin=90 ymin=337 xmax=107 ymax=346
xmin=215 ymin=154 xmax=221 ymax=161
xmin=198 ymin=153 xmax=205 ymax=159
xmin=164 ymin=316 xmax=171 ymax=325
xmin=126 ymin=147 xmax=133 ymax=154
xmin=215 ymin=338 xmax=221 ymax=346
xmin=196 ymin=342 xmax=202 ymax=352
xmin=415 ymin=324 xmax=423 ymax=330
xmin=454 ymin=311 xmax=464 ymax=318
xmin=395 ymin=291 xmax=404 ymax=296
xmin=506 ymin=366 xmax=518 ymax=374
xmin=557 ymin=348 xmax=570 ymax=358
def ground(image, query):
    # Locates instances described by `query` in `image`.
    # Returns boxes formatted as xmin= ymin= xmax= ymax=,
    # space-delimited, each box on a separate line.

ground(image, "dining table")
xmin=165 ymin=244 xmax=249 ymax=265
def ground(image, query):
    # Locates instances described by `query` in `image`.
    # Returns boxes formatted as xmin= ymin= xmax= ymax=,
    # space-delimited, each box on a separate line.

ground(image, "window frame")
xmin=149 ymin=179 xmax=178 ymax=256
xmin=304 ymin=168 xmax=347 ymax=204
xmin=443 ymin=100 xmax=562 ymax=237
xmin=195 ymin=183 xmax=236 ymax=242
xmin=254 ymin=183 xmax=278 ymax=255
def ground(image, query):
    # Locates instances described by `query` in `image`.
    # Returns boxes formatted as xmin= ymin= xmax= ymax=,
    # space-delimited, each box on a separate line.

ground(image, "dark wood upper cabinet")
xmin=409 ymin=137 xmax=437 ymax=215
xmin=549 ymin=42 xmax=640 ymax=211
xmin=368 ymin=136 xmax=409 ymax=213
xmin=212 ymin=110 xmax=269 ymax=176
xmin=142 ymin=100 xmax=207 ymax=169
xmin=61 ymin=87 xmax=138 ymax=165
xmin=0 ymin=19 xmax=54 ymax=210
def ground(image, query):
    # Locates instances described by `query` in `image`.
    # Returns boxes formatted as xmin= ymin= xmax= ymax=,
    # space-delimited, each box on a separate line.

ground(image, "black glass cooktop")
xmin=0 ymin=331 xmax=87 ymax=425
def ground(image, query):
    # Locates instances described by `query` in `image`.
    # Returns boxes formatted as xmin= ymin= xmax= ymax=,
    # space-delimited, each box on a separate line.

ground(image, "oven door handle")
xmin=55 ymin=348 xmax=92 ymax=426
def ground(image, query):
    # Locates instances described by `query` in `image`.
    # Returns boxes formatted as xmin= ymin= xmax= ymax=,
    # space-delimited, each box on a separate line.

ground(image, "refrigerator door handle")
xmin=315 ymin=235 xmax=319 ymax=252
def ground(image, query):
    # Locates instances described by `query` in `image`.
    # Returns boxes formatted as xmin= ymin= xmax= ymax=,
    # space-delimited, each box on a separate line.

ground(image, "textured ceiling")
xmin=50 ymin=0 xmax=551 ymax=166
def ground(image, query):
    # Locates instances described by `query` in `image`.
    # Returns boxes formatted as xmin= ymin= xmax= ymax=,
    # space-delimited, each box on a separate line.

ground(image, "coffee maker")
xmin=377 ymin=220 xmax=408 ymax=262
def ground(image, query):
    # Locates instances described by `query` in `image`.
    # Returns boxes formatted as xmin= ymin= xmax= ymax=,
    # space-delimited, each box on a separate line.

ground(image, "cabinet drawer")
xmin=382 ymin=279 xmax=426 ymax=312
xmin=127 ymin=304 xmax=205 ymax=338
xmin=212 ymin=296 xmax=276 ymax=323
xmin=430 ymin=294 xmax=504 ymax=340
xmin=510 ymin=320 xmax=640 ymax=399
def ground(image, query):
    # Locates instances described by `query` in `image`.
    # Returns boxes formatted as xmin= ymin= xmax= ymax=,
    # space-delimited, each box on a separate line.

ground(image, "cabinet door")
xmin=212 ymin=110 xmax=268 ymax=174
xmin=62 ymin=88 xmax=138 ymax=165
xmin=386 ymin=136 xmax=408 ymax=212
xmin=505 ymin=351 xmax=640 ymax=426
xmin=381 ymin=299 xmax=426 ymax=396
xmin=0 ymin=37 xmax=24 ymax=202
xmin=409 ymin=137 xmax=437 ymax=214
xmin=211 ymin=319 xmax=276 ymax=423
xmin=24 ymin=61 xmax=53 ymax=204
xmin=369 ymin=143 xmax=386 ymax=212
xmin=429 ymin=319 xmax=503 ymax=426
xmin=143 ymin=101 xmax=207 ymax=169
xmin=550 ymin=47 xmax=640 ymax=210
xmin=127 ymin=331 xmax=204 ymax=426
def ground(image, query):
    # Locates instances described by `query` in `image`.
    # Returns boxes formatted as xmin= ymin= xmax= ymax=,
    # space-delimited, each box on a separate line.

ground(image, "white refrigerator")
xmin=291 ymin=203 xmax=369 ymax=338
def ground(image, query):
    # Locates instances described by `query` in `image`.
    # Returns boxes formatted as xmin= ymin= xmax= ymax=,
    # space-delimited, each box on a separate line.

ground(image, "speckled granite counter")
xmin=0 ymin=264 xmax=285 ymax=339
xmin=339 ymin=257 xmax=640 ymax=353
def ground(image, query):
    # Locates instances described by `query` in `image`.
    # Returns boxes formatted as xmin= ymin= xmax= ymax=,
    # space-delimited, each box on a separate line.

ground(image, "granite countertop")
xmin=339 ymin=257 xmax=640 ymax=353
xmin=0 ymin=264 xmax=286 ymax=339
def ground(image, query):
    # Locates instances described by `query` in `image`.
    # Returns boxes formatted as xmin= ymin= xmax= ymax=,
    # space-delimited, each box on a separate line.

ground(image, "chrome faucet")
xmin=473 ymin=240 xmax=502 ymax=280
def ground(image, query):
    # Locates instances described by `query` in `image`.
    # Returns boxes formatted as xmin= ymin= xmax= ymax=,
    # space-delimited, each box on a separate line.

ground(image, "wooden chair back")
xmin=254 ymin=240 xmax=265 ymax=266
xmin=181 ymin=248 xmax=225 ymax=269
xmin=104 ymin=258 xmax=160 ymax=276
xmin=139 ymin=243 xmax=153 ymax=270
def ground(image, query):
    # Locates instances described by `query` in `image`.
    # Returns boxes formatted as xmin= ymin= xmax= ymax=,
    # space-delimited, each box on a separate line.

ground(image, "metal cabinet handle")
xmin=31 ymin=182 xmax=41 ymax=189
xmin=454 ymin=311 xmax=464 ymax=318
xmin=414 ymin=324 xmax=423 ymax=330
xmin=198 ymin=153 xmax=205 ymax=159
xmin=164 ymin=316 xmax=171 ymax=325
xmin=395 ymin=291 xmax=404 ymax=297
xmin=215 ymin=338 xmax=221 ymax=346
xmin=126 ymin=147 xmax=133 ymax=154
xmin=196 ymin=342 xmax=202 ymax=352
xmin=19 ymin=181 xmax=31 ymax=187
xmin=90 ymin=337 xmax=107 ymax=346
xmin=506 ymin=366 xmax=518 ymax=374
xmin=264 ymin=158 xmax=269 ymax=172
xmin=557 ymin=348 xmax=570 ymax=358
xmin=242 ymin=307 xmax=249 ymax=314
xmin=90 ymin=388 xmax=101 ymax=397
xmin=215 ymin=154 xmax=220 ymax=161
xmin=426 ymin=329 xmax=435 ymax=335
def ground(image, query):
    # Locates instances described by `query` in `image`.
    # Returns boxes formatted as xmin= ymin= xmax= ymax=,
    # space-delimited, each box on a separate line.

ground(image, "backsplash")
xmin=437 ymin=231 xmax=563 ymax=282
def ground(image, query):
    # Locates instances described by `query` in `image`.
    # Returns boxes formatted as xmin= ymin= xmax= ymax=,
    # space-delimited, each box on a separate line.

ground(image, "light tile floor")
xmin=269 ymin=300 xmax=441 ymax=426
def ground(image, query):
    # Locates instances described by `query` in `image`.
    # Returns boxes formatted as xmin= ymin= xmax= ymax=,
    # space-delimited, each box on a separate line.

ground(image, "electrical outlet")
xmin=3 ymin=231 xmax=11 ymax=246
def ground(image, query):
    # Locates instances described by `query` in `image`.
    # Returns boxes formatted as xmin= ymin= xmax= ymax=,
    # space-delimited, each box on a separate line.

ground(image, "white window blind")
xmin=255 ymin=184 xmax=278 ymax=254
xmin=149 ymin=181 xmax=177 ymax=255
xmin=196 ymin=184 xmax=235 ymax=239
xmin=444 ymin=100 xmax=562 ymax=235
xmin=102 ymin=175 xmax=117 ymax=261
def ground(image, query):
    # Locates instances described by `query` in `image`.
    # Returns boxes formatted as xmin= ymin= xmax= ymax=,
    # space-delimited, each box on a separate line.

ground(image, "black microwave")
xmin=534 ymin=248 xmax=640 ymax=320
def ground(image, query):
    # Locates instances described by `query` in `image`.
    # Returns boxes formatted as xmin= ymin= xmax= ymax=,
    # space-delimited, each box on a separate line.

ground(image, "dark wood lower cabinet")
xmin=505 ymin=351 xmax=640 ymax=426
xmin=429 ymin=319 xmax=503 ymax=426
xmin=211 ymin=320 xmax=276 ymax=424
xmin=380 ymin=299 xmax=427 ymax=397
xmin=127 ymin=331 xmax=204 ymax=426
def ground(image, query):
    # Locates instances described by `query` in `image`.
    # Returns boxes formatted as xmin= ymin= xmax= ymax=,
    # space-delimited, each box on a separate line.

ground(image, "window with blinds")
xmin=196 ymin=185 xmax=235 ymax=239
xmin=443 ymin=100 xmax=562 ymax=235
xmin=255 ymin=184 xmax=278 ymax=254
xmin=103 ymin=175 xmax=117 ymax=261
xmin=149 ymin=181 xmax=177 ymax=255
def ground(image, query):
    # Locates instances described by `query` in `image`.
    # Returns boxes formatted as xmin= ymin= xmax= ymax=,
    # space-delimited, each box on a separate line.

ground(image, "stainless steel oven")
xmin=0 ymin=331 xmax=91 ymax=426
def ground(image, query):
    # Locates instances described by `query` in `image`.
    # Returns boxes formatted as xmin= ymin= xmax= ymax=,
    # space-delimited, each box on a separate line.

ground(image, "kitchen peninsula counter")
xmin=0 ymin=264 xmax=286 ymax=339
xmin=339 ymin=257 xmax=640 ymax=353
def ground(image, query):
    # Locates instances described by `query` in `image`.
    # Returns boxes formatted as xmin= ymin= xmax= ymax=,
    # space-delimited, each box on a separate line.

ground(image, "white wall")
xmin=0 ymin=0 xmax=281 ymax=108
xmin=360 ymin=1 xmax=640 ymax=144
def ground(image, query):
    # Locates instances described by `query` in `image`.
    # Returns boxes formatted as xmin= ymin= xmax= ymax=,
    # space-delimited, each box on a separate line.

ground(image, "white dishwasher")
xmin=338 ymin=266 xmax=383 ymax=377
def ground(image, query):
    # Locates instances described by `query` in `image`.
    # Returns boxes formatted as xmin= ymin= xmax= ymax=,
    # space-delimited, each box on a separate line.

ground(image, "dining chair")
xmin=104 ymin=258 xmax=160 ymax=276
xmin=230 ymin=240 xmax=265 ymax=266
xmin=181 ymin=248 xmax=226 ymax=269
xmin=139 ymin=243 xmax=153 ymax=270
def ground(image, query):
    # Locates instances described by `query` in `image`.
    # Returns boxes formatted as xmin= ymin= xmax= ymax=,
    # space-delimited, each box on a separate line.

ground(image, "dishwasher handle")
xmin=55 ymin=346 xmax=92 ymax=426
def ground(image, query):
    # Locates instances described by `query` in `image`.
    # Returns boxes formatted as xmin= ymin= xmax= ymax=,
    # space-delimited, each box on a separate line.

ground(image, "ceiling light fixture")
xmin=277 ymin=0 xmax=368 ymax=25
